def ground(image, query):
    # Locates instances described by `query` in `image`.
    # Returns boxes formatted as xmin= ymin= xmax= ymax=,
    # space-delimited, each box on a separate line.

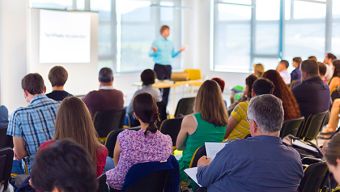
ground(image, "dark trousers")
xmin=154 ymin=64 xmax=172 ymax=107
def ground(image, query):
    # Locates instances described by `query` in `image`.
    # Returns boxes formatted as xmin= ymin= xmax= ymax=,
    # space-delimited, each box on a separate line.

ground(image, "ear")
xmin=23 ymin=90 xmax=29 ymax=97
xmin=336 ymin=159 xmax=340 ymax=166
xmin=43 ymin=86 xmax=46 ymax=93
xmin=52 ymin=187 xmax=62 ymax=192
xmin=251 ymin=90 xmax=256 ymax=97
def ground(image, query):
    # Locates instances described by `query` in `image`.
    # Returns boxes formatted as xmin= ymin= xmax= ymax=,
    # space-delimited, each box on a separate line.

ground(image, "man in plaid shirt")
xmin=7 ymin=73 xmax=59 ymax=172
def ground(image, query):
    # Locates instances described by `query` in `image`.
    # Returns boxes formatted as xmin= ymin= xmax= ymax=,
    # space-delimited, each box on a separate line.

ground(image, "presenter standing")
xmin=149 ymin=25 xmax=185 ymax=107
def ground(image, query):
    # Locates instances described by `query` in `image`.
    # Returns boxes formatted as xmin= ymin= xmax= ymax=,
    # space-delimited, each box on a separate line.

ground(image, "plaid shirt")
xmin=7 ymin=95 xmax=59 ymax=172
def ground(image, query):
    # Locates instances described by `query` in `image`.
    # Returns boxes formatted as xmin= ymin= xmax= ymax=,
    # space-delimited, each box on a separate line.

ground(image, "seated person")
xmin=319 ymin=62 xmax=328 ymax=84
xmin=290 ymin=57 xmax=302 ymax=84
xmin=83 ymin=67 xmax=124 ymax=117
xmin=276 ymin=59 xmax=291 ymax=84
xmin=308 ymin=55 xmax=318 ymax=62
xmin=7 ymin=73 xmax=59 ymax=172
xmin=321 ymin=98 xmax=340 ymax=134
xmin=39 ymin=97 xmax=108 ymax=176
xmin=197 ymin=94 xmax=303 ymax=192
xmin=46 ymin=66 xmax=72 ymax=101
xmin=176 ymin=80 xmax=228 ymax=186
xmin=30 ymin=139 xmax=98 ymax=192
xmin=0 ymin=105 xmax=8 ymax=128
xmin=225 ymin=78 xmax=275 ymax=140
xmin=323 ymin=53 xmax=337 ymax=82
xmin=325 ymin=133 xmax=340 ymax=184
xmin=211 ymin=77 xmax=227 ymax=107
xmin=106 ymin=93 xmax=172 ymax=190
xmin=253 ymin=63 xmax=264 ymax=78
xmin=329 ymin=60 xmax=340 ymax=96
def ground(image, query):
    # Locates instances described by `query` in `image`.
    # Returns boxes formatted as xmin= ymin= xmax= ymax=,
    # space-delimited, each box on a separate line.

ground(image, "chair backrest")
xmin=105 ymin=127 xmax=140 ymax=158
xmin=157 ymin=101 xmax=167 ymax=122
xmin=97 ymin=174 xmax=109 ymax=192
xmin=297 ymin=111 xmax=328 ymax=141
xmin=298 ymin=162 xmax=329 ymax=192
xmin=280 ymin=117 xmax=305 ymax=138
xmin=123 ymin=155 xmax=179 ymax=192
xmin=184 ymin=69 xmax=202 ymax=80
xmin=0 ymin=148 xmax=14 ymax=190
xmin=174 ymin=97 xmax=195 ymax=118
xmin=189 ymin=145 xmax=206 ymax=168
xmin=160 ymin=118 xmax=183 ymax=147
xmin=94 ymin=110 xmax=126 ymax=138
xmin=0 ymin=128 xmax=13 ymax=148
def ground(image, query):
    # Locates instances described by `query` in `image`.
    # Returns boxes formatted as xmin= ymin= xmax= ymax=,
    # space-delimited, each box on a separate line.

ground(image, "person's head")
xmin=318 ymin=62 xmax=327 ymax=78
xmin=48 ymin=66 xmax=68 ymax=88
xmin=276 ymin=60 xmax=289 ymax=72
xmin=292 ymin=57 xmax=302 ymax=69
xmin=247 ymin=94 xmax=284 ymax=137
xmin=253 ymin=63 xmax=265 ymax=77
xmin=133 ymin=93 xmax=159 ymax=135
xmin=194 ymin=80 xmax=228 ymax=126
xmin=244 ymin=74 xmax=258 ymax=100
xmin=141 ymin=69 xmax=156 ymax=86
xmin=324 ymin=53 xmax=337 ymax=65
xmin=332 ymin=60 xmax=340 ymax=79
xmin=325 ymin=133 xmax=340 ymax=183
xmin=160 ymin=25 xmax=170 ymax=38
xmin=301 ymin=59 xmax=319 ymax=80
xmin=211 ymin=77 xmax=225 ymax=93
xmin=31 ymin=139 xmax=98 ymax=192
xmin=55 ymin=97 xmax=100 ymax=164
xmin=308 ymin=55 xmax=318 ymax=62
xmin=251 ymin=78 xmax=275 ymax=97
xmin=98 ymin=67 xmax=114 ymax=86
xmin=21 ymin=73 xmax=46 ymax=102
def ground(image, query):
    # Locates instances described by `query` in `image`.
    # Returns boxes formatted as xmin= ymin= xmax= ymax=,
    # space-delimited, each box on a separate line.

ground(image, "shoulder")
xmin=97 ymin=144 xmax=108 ymax=156
xmin=118 ymin=129 xmax=139 ymax=140
xmin=0 ymin=105 xmax=8 ymax=113
xmin=183 ymin=114 xmax=197 ymax=125
xmin=39 ymin=140 xmax=55 ymax=151
xmin=112 ymin=89 xmax=124 ymax=96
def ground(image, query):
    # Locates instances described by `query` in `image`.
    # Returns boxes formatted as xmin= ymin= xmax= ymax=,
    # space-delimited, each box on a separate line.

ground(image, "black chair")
xmin=174 ymin=97 xmax=195 ymax=118
xmin=0 ymin=147 xmax=14 ymax=191
xmin=189 ymin=146 xmax=206 ymax=168
xmin=297 ymin=111 xmax=329 ymax=141
xmin=298 ymin=161 xmax=329 ymax=192
xmin=105 ymin=127 xmax=140 ymax=158
xmin=157 ymin=101 xmax=167 ymax=123
xmin=160 ymin=118 xmax=183 ymax=147
xmin=0 ymin=127 xmax=12 ymax=148
xmin=280 ymin=117 xmax=305 ymax=138
xmin=94 ymin=110 xmax=126 ymax=138
xmin=97 ymin=174 xmax=110 ymax=192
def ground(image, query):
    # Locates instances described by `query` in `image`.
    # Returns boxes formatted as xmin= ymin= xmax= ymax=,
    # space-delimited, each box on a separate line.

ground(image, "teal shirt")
xmin=149 ymin=37 xmax=181 ymax=65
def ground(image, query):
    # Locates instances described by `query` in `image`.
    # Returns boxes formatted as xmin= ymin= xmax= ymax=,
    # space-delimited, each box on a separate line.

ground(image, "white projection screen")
xmin=39 ymin=10 xmax=91 ymax=63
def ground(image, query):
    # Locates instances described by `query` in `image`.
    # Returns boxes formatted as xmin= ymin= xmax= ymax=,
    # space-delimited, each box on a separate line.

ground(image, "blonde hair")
xmin=253 ymin=63 xmax=265 ymax=77
xmin=54 ymin=97 xmax=101 ymax=164
xmin=194 ymin=80 xmax=228 ymax=126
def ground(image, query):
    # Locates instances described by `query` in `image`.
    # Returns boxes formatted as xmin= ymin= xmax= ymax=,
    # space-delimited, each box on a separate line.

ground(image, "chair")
xmin=189 ymin=145 xmax=206 ymax=168
xmin=157 ymin=101 xmax=167 ymax=123
xmin=0 ymin=128 xmax=13 ymax=148
xmin=105 ymin=127 xmax=140 ymax=158
xmin=97 ymin=174 xmax=110 ymax=192
xmin=298 ymin=161 xmax=329 ymax=192
xmin=160 ymin=118 xmax=183 ymax=147
xmin=280 ymin=117 xmax=305 ymax=138
xmin=297 ymin=111 xmax=329 ymax=141
xmin=122 ymin=155 xmax=179 ymax=192
xmin=174 ymin=97 xmax=195 ymax=118
xmin=0 ymin=148 xmax=14 ymax=191
xmin=184 ymin=69 xmax=202 ymax=80
xmin=94 ymin=110 xmax=126 ymax=138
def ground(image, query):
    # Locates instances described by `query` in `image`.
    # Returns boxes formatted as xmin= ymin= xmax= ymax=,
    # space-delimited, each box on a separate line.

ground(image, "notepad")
xmin=292 ymin=139 xmax=318 ymax=153
xmin=205 ymin=142 xmax=227 ymax=160
xmin=184 ymin=167 xmax=201 ymax=187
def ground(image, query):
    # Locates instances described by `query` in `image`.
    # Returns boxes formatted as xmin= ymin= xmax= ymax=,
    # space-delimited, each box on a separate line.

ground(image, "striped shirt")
xmin=7 ymin=95 xmax=59 ymax=172
xmin=227 ymin=101 xmax=250 ymax=140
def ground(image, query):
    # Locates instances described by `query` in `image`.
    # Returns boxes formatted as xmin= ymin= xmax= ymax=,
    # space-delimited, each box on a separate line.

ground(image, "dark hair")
xmin=301 ymin=59 xmax=319 ymax=76
xmin=31 ymin=139 xmax=98 ymax=192
xmin=252 ymin=78 xmax=275 ymax=96
xmin=308 ymin=56 xmax=318 ymax=62
xmin=263 ymin=70 xmax=301 ymax=120
xmin=327 ymin=53 xmax=337 ymax=61
xmin=141 ymin=69 xmax=156 ymax=86
xmin=325 ymin=133 xmax=340 ymax=166
xmin=280 ymin=60 xmax=289 ymax=68
xmin=245 ymin=74 xmax=258 ymax=100
xmin=21 ymin=73 xmax=45 ymax=95
xmin=211 ymin=77 xmax=225 ymax=92
xmin=160 ymin=25 xmax=170 ymax=34
xmin=98 ymin=67 xmax=113 ymax=83
xmin=331 ymin=60 xmax=340 ymax=79
xmin=133 ymin=93 xmax=159 ymax=135
xmin=318 ymin=62 xmax=327 ymax=76
xmin=48 ymin=66 xmax=68 ymax=87
xmin=293 ymin=57 xmax=302 ymax=66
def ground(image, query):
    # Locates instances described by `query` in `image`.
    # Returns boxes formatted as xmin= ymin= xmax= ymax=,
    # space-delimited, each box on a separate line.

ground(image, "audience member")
xmin=176 ymin=80 xmax=228 ymax=186
xmin=46 ymin=66 xmax=72 ymax=101
xmin=325 ymin=133 xmax=340 ymax=185
xmin=0 ymin=105 xmax=8 ymax=128
xmin=308 ymin=55 xmax=318 ymax=62
xmin=31 ymin=139 xmax=98 ymax=192
xmin=319 ymin=62 xmax=328 ymax=84
xmin=263 ymin=70 xmax=301 ymax=120
xmin=321 ymin=99 xmax=340 ymax=134
xmin=83 ymin=67 xmax=124 ymax=117
xmin=225 ymin=78 xmax=275 ymax=140
xmin=211 ymin=77 xmax=225 ymax=93
xmin=292 ymin=60 xmax=331 ymax=118
xmin=276 ymin=59 xmax=291 ymax=84
xmin=7 ymin=73 xmax=59 ymax=172
xmin=324 ymin=53 xmax=337 ymax=81
xmin=329 ymin=60 xmax=340 ymax=96
xmin=39 ymin=97 xmax=107 ymax=176
xmin=106 ymin=93 xmax=172 ymax=190
xmin=253 ymin=63 xmax=264 ymax=78
xmin=197 ymin=94 xmax=303 ymax=192
xmin=291 ymin=57 xmax=302 ymax=83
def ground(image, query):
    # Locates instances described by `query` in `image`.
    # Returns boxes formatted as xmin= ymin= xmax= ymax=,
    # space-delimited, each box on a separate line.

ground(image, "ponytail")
xmin=144 ymin=112 xmax=159 ymax=136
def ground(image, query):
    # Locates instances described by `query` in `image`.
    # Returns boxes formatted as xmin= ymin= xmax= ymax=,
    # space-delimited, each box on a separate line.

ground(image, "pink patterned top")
xmin=106 ymin=129 xmax=172 ymax=190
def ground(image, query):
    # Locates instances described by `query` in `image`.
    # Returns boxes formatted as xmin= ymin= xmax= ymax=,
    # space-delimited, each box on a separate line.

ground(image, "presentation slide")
xmin=39 ymin=10 xmax=91 ymax=63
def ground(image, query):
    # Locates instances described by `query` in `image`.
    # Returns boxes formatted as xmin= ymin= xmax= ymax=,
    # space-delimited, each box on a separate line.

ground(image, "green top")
xmin=179 ymin=113 xmax=226 ymax=181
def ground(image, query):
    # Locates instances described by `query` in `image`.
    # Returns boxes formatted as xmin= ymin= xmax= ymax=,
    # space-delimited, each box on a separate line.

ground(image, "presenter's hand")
xmin=179 ymin=47 xmax=186 ymax=52
xmin=152 ymin=47 xmax=158 ymax=52
xmin=197 ymin=156 xmax=211 ymax=167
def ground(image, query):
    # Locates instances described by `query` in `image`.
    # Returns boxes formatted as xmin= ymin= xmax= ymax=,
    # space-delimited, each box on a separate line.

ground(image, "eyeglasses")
xmin=246 ymin=117 xmax=255 ymax=123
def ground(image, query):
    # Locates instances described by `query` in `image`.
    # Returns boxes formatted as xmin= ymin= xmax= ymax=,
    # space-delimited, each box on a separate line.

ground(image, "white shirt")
xmin=279 ymin=70 xmax=291 ymax=84
xmin=325 ymin=63 xmax=334 ymax=81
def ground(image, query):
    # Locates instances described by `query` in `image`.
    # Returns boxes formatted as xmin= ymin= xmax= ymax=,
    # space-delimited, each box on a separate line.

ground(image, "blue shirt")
xmin=197 ymin=136 xmax=303 ymax=192
xmin=291 ymin=68 xmax=302 ymax=83
xmin=149 ymin=37 xmax=181 ymax=65
xmin=7 ymin=95 xmax=59 ymax=172
xmin=0 ymin=105 xmax=9 ymax=128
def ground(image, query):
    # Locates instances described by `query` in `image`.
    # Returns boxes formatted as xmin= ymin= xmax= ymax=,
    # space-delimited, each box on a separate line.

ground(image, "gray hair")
xmin=247 ymin=94 xmax=284 ymax=133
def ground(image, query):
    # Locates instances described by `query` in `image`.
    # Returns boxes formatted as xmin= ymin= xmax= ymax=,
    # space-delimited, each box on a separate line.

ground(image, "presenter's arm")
xmin=171 ymin=46 xmax=185 ymax=58
xmin=149 ymin=40 xmax=158 ymax=57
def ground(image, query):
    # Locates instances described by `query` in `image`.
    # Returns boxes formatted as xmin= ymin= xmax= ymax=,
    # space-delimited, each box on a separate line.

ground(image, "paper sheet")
xmin=205 ymin=142 xmax=226 ymax=160
xmin=292 ymin=139 xmax=318 ymax=153
xmin=184 ymin=167 xmax=201 ymax=187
